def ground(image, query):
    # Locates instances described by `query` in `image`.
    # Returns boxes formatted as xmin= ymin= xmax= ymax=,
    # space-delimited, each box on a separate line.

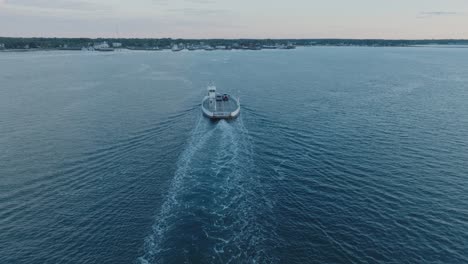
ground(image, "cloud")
xmin=167 ymin=8 xmax=230 ymax=16
xmin=185 ymin=0 xmax=216 ymax=4
xmin=3 ymin=0 xmax=109 ymax=11
xmin=417 ymin=11 xmax=463 ymax=19
xmin=151 ymin=0 xmax=170 ymax=6
xmin=416 ymin=11 xmax=464 ymax=19
xmin=151 ymin=0 xmax=215 ymax=7
xmin=420 ymin=11 xmax=459 ymax=16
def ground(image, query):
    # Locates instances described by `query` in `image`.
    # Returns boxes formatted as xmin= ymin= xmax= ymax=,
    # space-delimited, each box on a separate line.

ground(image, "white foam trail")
xmin=138 ymin=116 xmax=215 ymax=264
xmin=138 ymin=116 xmax=277 ymax=264
xmin=203 ymin=119 xmax=279 ymax=263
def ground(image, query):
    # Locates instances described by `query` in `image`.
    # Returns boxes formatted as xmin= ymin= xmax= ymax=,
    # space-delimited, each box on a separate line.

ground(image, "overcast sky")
xmin=1 ymin=0 xmax=467 ymax=39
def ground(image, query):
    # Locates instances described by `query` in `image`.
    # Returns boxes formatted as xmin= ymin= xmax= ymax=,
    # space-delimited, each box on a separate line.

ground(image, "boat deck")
xmin=202 ymin=95 xmax=239 ymax=119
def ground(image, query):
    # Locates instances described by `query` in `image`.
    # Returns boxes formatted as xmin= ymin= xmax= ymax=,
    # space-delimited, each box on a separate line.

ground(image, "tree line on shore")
xmin=1 ymin=37 xmax=468 ymax=49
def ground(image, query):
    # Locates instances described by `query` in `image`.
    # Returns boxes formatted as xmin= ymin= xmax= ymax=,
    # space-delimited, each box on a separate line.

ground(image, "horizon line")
xmin=2 ymin=36 xmax=468 ymax=41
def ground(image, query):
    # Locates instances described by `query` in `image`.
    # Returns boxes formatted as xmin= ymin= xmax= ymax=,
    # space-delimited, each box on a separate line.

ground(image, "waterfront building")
xmin=94 ymin=42 xmax=110 ymax=49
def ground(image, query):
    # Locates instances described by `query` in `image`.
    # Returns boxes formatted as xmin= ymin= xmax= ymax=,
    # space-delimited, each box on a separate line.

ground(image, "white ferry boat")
xmin=201 ymin=85 xmax=240 ymax=120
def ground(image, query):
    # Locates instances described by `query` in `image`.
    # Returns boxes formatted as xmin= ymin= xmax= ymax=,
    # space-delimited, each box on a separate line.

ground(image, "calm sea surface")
xmin=1 ymin=47 xmax=467 ymax=263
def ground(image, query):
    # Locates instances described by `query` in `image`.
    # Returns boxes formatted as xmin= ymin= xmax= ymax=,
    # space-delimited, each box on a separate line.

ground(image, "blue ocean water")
xmin=1 ymin=47 xmax=467 ymax=263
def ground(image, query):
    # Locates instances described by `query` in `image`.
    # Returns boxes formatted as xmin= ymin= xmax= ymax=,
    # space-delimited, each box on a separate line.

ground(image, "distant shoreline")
xmin=2 ymin=44 xmax=468 ymax=53
xmin=1 ymin=37 xmax=468 ymax=51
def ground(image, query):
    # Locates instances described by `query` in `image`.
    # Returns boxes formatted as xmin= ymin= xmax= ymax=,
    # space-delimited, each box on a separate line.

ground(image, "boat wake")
xmin=138 ymin=116 xmax=276 ymax=264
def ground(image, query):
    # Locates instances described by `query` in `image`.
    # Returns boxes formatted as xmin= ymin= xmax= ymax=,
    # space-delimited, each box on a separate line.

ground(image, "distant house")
xmin=112 ymin=42 xmax=122 ymax=48
xmin=24 ymin=44 xmax=30 ymax=49
xmin=93 ymin=41 xmax=110 ymax=49
xmin=0 ymin=43 xmax=5 ymax=49
xmin=171 ymin=43 xmax=185 ymax=51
